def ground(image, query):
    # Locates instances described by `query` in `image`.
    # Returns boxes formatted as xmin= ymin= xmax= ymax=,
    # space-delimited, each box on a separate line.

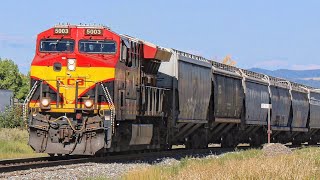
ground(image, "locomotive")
xmin=25 ymin=24 xmax=320 ymax=155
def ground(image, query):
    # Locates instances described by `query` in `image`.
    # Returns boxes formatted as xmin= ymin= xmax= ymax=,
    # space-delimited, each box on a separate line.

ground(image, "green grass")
xmin=0 ymin=128 xmax=46 ymax=159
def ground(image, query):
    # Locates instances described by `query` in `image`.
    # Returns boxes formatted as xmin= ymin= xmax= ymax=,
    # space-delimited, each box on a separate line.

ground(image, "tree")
xmin=0 ymin=58 xmax=30 ymax=100
xmin=16 ymin=72 xmax=30 ymax=100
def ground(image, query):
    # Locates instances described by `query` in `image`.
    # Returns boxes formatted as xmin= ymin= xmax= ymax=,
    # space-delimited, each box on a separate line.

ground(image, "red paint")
xmin=143 ymin=44 xmax=157 ymax=59
xmin=32 ymin=26 xmax=121 ymax=68
xmin=76 ymin=113 xmax=82 ymax=119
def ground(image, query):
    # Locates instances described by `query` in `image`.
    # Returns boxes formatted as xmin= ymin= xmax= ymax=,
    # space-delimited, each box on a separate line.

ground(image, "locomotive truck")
xmin=24 ymin=24 xmax=320 ymax=155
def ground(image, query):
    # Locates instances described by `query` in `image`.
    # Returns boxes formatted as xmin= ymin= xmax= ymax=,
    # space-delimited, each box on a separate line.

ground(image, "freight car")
xmin=25 ymin=24 xmax=320 ymax=155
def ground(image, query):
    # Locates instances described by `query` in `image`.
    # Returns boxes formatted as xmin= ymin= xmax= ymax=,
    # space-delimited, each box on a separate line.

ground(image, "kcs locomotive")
xmin=24 ymin=24 xmax=320 ymax=155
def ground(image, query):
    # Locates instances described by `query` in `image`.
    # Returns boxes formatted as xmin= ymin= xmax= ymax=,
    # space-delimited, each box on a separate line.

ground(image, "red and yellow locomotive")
xmin=26 ymin=24 xmax=171 ymax=155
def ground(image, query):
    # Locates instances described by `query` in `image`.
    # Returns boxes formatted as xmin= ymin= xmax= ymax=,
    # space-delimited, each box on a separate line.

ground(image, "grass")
xmin=121 ymin=148 xmax=320 ymax=180
xmin=0 ymin=128 xmax=46 ymax=159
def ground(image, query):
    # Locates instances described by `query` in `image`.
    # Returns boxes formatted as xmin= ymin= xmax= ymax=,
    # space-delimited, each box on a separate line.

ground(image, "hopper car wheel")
xmin=185 ymin=140 xmax=192 ymax=149
xmin=199 ymin=133 xmax=208 ymax=149
xmin=308 ymin=137 xmax=317 ymax=145
xmin=292 ymin=138 xmax=302 ymax=146
xmin=251 ymin=134 xmax=262 ymax=147
xmin=192 ymin=132 xmax=208 ymax=149
xmin=185 ymin=133 xmax=203 ymax=149
xmin=221 ymin=134 xmax=237 ymax=148
xmin=192 ymin=134 xmax=201 ymax=149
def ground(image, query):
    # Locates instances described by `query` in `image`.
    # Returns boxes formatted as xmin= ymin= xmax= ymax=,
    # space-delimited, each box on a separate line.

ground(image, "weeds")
xmin=0 ymin=105 xmax=24 ymax=128
xmin=0 ymin=128 xmax=46 ymax=159
xmin=122 ymin=148 xmax=320 ymax=180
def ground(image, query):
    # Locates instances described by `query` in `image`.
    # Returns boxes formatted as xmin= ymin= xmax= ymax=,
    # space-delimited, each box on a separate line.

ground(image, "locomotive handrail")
xmin=100 ymin=83 xmax=115 ymax=134
xmin=23 ymin=81 xmax=39 ymax=127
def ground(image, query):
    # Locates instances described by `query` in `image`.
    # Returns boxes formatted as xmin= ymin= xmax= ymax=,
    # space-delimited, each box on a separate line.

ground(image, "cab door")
xmin=123 ymin=41 xmax=141 ymax=120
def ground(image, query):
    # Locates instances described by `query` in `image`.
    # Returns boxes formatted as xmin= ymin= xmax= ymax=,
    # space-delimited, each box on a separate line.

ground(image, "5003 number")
xmin=85 ymin=29 xmax=102 ymax=35
xmin=54 ymin=28 xmax=69 ymax=35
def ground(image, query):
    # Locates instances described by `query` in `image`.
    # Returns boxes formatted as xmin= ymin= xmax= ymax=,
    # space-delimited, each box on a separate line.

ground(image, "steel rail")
xmin=0 ymin=147 xmax=244 ymax=174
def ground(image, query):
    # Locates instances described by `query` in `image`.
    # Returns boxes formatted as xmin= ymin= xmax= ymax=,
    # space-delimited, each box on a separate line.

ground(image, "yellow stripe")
xmin=29 ymin=102 xmax=111 ymax=110
xmin=29 ymin=65 xmax=115 ymax=112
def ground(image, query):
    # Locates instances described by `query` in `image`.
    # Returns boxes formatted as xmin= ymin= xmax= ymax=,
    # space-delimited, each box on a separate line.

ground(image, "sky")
xmin=1 ymin=0 xmax=320 ymax=74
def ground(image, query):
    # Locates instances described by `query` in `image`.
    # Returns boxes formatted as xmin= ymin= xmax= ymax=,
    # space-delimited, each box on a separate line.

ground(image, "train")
xmin=24 ymin=24 xmax=320 ymax=155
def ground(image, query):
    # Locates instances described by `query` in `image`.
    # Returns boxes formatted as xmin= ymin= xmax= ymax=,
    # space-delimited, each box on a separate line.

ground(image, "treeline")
xmin=0 ymin=58 xmax=30 ymax=100
xmin=0 ymin=58 xmax=29 ymax=128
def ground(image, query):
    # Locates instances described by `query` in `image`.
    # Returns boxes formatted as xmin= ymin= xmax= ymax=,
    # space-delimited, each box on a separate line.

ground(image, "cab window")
xmin=79 ymin=40 xmax=116 ymax=54
xmin=39 ymin=39 xmax=74 ymax=52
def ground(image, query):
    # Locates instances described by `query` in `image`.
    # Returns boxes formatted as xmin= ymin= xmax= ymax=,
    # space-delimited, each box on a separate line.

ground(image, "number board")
xmin=54 ymin=28 xmax=70 ymax=35
xmin=85 ymin=29 xmax=103 ymax=36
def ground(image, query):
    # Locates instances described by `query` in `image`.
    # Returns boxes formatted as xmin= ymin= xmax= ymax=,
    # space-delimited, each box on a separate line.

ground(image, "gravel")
xmin=0 ymin=145 xmax=293 ymax=179
xmin=157 ymin=158 xmax=180 ymax=166
xmin=0 ymin=152 xmax=220 ymax=180
xmin=1 ymin=162 xmax=150 ymax=180
xmin=1 ymin=156 xmax=193 ymax=180
xmin=262 ymin=143 xmax=292 ymax=157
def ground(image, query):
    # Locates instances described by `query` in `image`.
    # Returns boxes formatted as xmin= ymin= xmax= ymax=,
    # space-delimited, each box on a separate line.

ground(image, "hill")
xmin=249 ymin=68 xmax=320 ymax=88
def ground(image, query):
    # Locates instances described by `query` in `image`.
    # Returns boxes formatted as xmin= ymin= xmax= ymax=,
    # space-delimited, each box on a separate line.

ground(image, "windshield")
xmin=79 ymin=40 xmax=116 ymax=54
xmin=40 ymin=39 xmax=75 ymax=52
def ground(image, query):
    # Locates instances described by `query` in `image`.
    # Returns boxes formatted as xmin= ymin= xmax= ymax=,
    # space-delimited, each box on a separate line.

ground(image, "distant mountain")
xmin=249 ymin=68 xmax=320 ymax=88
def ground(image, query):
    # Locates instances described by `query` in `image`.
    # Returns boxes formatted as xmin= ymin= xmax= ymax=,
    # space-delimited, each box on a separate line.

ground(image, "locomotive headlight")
xmin=84 ymin=99 xmax=94 ymax=108
xmin=41 ymin=99 xmax=49 ymax=106
xmin=40 ymin=98 xmax=50 ymax=107
xmin=67 ymin=59 xmax=76 ymax=71
xmin=68 ymin=59 xmax=75 ymax=65
xmin=68 ymin=64 xmax=76 ymax=71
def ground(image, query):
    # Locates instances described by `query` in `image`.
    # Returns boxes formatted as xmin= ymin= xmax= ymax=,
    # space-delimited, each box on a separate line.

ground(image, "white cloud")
xmin=290 ymin=64 xmax=320 ymax=70
xmin=253 ymin=60 xmax=289 ymax=69
xmin=0 ymin=33 xmax=25 ymax=41
xmin=0 ymin=33 xmax=34 ymax=45
xmin=252 ymin=60 xmax=320 ymax=71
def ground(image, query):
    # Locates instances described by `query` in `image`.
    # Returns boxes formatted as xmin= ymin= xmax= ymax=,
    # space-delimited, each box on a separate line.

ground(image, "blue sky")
xmin=1 ymin=0 xmax=320 ymax=74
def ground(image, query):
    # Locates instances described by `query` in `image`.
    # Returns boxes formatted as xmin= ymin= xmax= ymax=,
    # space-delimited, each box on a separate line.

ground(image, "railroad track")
xmin=0 ymin=147 xmax=240 ymax=174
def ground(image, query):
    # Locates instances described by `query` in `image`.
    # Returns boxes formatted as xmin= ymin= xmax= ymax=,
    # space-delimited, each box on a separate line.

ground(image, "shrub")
xmin=0 ymin=105 xmax=24 ymax=128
